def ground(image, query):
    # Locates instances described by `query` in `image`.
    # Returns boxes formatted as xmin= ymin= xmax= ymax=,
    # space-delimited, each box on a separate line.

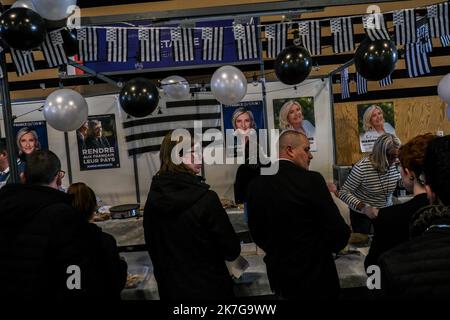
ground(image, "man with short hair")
xmin=0 ymin=150 xmax=89 ymax=300
xmin=247 ymin=130 xmax=351 ymax=299
xmin=0 ymin=138 xmax=25 ymax=184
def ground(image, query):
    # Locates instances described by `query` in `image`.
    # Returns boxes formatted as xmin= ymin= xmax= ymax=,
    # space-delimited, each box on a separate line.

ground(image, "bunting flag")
xmin=441 ymin=34 xmax=450 ymax=46
xmin=10 ymin=49 xmax=35 ymax=76
xmin=138 ymin=28 xmax=160 ymax=62
xmin=41 ymin=30 xmax=68 ymax=68
xmin=77 ymin=27 xmax=98 ymax=62
xmin=416 ymin=17 xmax=433 ymax=53
xmin=123 ymin=99 xmax=222 ymax=156
xmin=298 ymin=21 xmax=321 ymax=56
xmin=363 ymin=13 xmax=390 ymax=41
xmin=330 ymin=17 xmax=354 ymax=53
xmin=356 ymin=73 xmax=367 ymax=95
xmin=233 ymin=24 xmax=258 ymax=60
xmin=340 ymin=68 xmax=350 ymax=99
xmin=201 ymin=27 xmax=224 ymax=61
xmin=393 ymin=9 xmax=416 ymax=45
xmin=427 ymin=2 xmax=450 ymax=38
xmin=171 ymin=27 xmax=195 ymax=62
xmin=379 ymin=75 xmax=393 ymax=87
xmin=265 ymin=23 xmax=288 ymax=58
xmin=405 ymin=42 xmax=431 ymax=77
xmin=106 ymin=28 xmax=128 ymax=62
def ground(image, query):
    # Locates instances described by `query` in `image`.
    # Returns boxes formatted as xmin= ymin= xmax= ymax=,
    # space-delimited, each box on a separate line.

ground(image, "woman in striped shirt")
xmin=339 ymin=133 xmax=401 ymax=234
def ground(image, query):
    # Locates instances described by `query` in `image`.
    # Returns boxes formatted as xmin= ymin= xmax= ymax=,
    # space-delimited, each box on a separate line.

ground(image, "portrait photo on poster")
xmin=357 ymin=102 xmax=396 ymax=153
xmin=13 ymin=121 xmax=49 ymax=159
xmin=76 ymin=114 xmax=120 ymax=171
xmin=272 ymin=97 xmax=317 ymax=151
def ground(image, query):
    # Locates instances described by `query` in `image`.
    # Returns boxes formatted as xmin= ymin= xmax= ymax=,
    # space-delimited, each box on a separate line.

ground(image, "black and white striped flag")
xmin=106 ymin=28 xmax=128 ymax=62
xmin=363 ymin=13 xmax=390 ymax=41
xmin=379 ymin=75 xmax=393 ymax=87
xmin=233 ymin=24 xmax=258 ymax=60
xmin=427 ymin=2 xmax=450 ymax=38
xmin=393 ymin=9 xmax=416 ymax=45
xmin=171 ymin=27 xmax=195 ymax=62
xmin=201 ymin=27 xmax=224 ymax=61
xmin=41 ymin=30 xmax=68 ymax=68
xmin=416 ymin=17 xmax=433 ymax=53
xmin=265 ymin=23 xmax=288 ymax=58
xmin=123 ymin=99 xmax=221 ymax=156
xmin=10 ymin=49 xmax=35 ymax=76
xmin=405 ymin=43 xmax=431 ymax=77
xmin=340 ymin=68 xmax=350 ymax=99
xmin=298 ymin=21 xmax=321 ymax=56
xmin=77 ymin=27 xmax=98 ymax=62
xmin=138 ymin=28 xmax=160 ymax=62
xmin=330 ymin=17 xmax=354 ymax=53
xmin=356 ymin=73 xmax=367 ymax=95
xmin=441 ymin=34 xmax=450 ymax=46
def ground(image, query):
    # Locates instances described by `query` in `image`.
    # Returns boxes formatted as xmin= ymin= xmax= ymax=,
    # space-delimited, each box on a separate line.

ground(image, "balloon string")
xmin=12 ymin=106 xmax=44 ymax=121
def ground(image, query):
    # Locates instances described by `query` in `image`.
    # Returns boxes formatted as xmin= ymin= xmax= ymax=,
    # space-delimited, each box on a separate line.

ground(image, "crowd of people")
xmin=0 ymin=126 xmax=448 ymax=300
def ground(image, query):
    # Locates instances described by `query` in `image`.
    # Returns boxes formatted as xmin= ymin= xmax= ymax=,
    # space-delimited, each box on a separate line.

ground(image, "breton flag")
xmin=379 ymin=75 xmax=393 ymax=87
xmin=416 ymin=17 xmax=433 ymax=53
xmin=356 ymin=73 xmax=367 ymax=95
xmin=233 ymin=24 xmax=259 ymax=60
xmin=138 ymin=28 xmax=160 ymax=62
xmin=340 ymin=68 xmax=350 ymax=99
xmin=106 ymin=28 xmax=128 ymax=62
xmin=393 ymin=9 xmax=416 ymax=45
xmin=201 ymin=27 xmax=224 ymax=61
xmin=330 ymin=17 xmax=354 ymax=53
xmin=427 ymin=2 xmax=450 ymax=38
xmin=363 ymin=13 xmax=390 ymax=41
xmin=171 ymin=27 xmax=195 ymax=62
xmin=265 ymin=23 xmax=288 ymax=58
xmin=77 ymin=27 xmax=98 ymax=62
xmin=405 ymin=42 xmax=431 ymax=77
xmin=441 ymin=34 xmax=450 ymax=46
xmin=41 ymin=30 xmax=68 ymax=68
xmin=298 ymin=21 xmax=321 ymax=56
xmin=10 ymin=49 xmax=35 ymax=76
xmin=123 ymin=98 xmax=222 ymax=156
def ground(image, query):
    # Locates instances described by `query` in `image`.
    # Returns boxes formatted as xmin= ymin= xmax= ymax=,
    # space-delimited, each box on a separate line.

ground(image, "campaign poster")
xmin=357 ymin=102 xmax=396 ymax=152
xmin=77 ymin=114 xmax=120 ymax=170
xmin=13 ymin=121 xmax=49 ymax=157
xmin=272 ymin=97 xmax=317 ymax=151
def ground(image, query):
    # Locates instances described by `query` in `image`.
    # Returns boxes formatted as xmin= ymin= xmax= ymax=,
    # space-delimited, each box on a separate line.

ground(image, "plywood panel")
xmin=334 ymin=95 xmax=450 ymax=165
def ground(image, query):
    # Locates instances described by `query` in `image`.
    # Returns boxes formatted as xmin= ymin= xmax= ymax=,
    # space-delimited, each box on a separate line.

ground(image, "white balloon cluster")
xmin=161 ymin=76 xmax=190 ymax=100
xmin=210 ymin=66 xmax=247 ymax=105
xmin=438 ymin=74 xmax=450 ymax=104
xmin=12 ymin=0 xmax=36 ymax=11
xmin=31 ymin=0 xmax=76 ymax=21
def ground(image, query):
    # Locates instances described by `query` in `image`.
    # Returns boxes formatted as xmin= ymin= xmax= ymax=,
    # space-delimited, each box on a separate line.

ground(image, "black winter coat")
xmin=247 ymin=160 xmax=351 ymax=299
xmin=143 ymin=172 xmax=241 ymax=300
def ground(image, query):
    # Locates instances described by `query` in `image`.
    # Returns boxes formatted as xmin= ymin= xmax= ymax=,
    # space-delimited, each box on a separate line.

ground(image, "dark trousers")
xmin=350 ymin=209 xmax=373 ymax=234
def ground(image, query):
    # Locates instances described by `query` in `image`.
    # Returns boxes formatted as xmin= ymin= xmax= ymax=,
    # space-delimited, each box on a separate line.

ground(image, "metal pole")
xmin=64 ymin=132 xmax=73 ymax=185
xmin=257 ymin=21 xmax=270 ymax=157
xmin=68 ymin=59 xmax=121 ymax=87
xmin=132 ymin=154 xmax=141 ymax=204
xmin=0 ymin=50 xmax=19 ymax=183
xmin=328 ymin=75 xmax=337 ymax=166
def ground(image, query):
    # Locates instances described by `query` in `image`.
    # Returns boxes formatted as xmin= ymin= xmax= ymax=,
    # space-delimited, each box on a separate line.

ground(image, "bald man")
xmin=247 ymin=130 xmax=350 ymax=299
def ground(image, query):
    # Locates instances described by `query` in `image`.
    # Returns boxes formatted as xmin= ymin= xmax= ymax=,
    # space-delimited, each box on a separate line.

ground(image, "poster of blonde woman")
xmin=273 ymin=97 xmax=317 ymax=151
xmin=358 ymin=102 xmax=396 ymax=152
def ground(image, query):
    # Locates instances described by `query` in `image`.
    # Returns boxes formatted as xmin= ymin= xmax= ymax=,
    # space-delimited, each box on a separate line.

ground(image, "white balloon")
xmin=438 ymin=73 xmax=450 ymax=104
xmin=44 ymin=89 xmax=88 ymax=132
xmin=12 ymin=0 xmax=37 ymax=11
xmin=210 ymin=66 xmax=247 ymax=105
xmin=161 ymin=75 xmax=190 ymax=100
xmin=32 ymin=0 xmax=76 ymax=21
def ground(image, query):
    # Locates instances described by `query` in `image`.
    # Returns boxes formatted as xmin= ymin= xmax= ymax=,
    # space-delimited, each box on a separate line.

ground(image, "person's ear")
xmin=404 ymin=168 xmax=415 ymax=180
xmin=425 ymin=184 xmax=436 ymax=204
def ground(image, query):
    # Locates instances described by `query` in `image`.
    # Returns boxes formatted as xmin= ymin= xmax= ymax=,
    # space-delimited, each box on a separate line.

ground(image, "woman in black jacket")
xmin=144 ymin=131 xmax=241 ymax=300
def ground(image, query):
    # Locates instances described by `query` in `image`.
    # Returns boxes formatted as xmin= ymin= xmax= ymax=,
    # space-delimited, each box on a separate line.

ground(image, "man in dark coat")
xmin=0 ymin=150 xmax=90 ymax=300
xmin=379 ymin=135 xmax=450 ymax=298
xmin=247 ymin=130 xmax=351 ymax=299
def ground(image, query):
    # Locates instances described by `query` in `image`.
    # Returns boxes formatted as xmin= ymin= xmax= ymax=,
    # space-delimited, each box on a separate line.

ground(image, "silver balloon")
xmin=210 ymin=66 xmax=247 ymax=105
xmin=161 ymin=75 xmax=190 ymax=99
xmin=44 ymin=89 xmax=88 ymax=132
xmin=32 ymin=0 xmax=76 ymax=21
xmin=438 ymin=73 xmax=450 ymax=104
xmin=12 ymin=0 xmax=37 ymax=11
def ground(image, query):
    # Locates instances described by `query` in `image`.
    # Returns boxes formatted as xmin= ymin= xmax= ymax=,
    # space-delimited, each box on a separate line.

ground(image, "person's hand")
xmin=327 ymin=182 xmax=338 ymax=196
xmin=362 ymin=205 xmax=379 ymax=219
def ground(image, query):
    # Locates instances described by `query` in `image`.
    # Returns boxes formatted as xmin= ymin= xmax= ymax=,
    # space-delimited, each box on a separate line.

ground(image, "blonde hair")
xmin=231 ymin=108 xmax=256 ymax=130
xmin=16 ymin=127 xmax=41 ymax=155
xmin=370 ymin=133 xmax=401 ymax=174
xmin=363 ymin=105 xmax=383 ymax=132
xmin=158 ymin=131 xmax=196 ymax=175
xmin=279 ymin=100 xmax=302 ymax=130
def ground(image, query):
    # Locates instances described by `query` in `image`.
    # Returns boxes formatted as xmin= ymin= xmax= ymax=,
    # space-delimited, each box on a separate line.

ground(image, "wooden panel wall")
xmin=334 ymin=96 xmax=450 ymax=165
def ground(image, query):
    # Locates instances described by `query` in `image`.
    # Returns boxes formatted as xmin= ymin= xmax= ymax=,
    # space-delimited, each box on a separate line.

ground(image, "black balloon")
xmin=119 ymin=78 xmax=159 ymax=118
xmin=0 ymin=8 xmax=46 ymax=50
xmin=354 ymin=38 xmax=398 ymax=81
xmin=61 ymin=28 xmax=78 ymax=56
xmin=274 ymin=46 xmax=312 ymax=85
